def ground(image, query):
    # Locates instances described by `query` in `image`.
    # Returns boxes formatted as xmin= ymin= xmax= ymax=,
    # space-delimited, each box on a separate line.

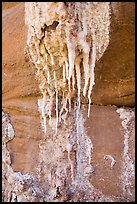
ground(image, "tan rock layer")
xmin=2 ymin=2 xmax=135 ymax=202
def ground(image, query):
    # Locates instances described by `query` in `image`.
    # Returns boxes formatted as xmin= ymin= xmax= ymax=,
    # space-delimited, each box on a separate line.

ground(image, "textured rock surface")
xmin=2 ymin=2 xmax=20 ymax=10
xmin=2 ymin=2 xmax=135 ymax=202
xmin=92 ymin=2 xmax=135 ymax=107
xmin=83 ymin=105 xmax=135 ymax=201
xmin=2 ymin=106 xmax=135 ymax=202
xmin=2 ymin=2 xmax=135 ymax=107
xmin=2 ymin=111 xmax=44 ymax=202
xmin=2 ymin=3 xmax=42 ymax=174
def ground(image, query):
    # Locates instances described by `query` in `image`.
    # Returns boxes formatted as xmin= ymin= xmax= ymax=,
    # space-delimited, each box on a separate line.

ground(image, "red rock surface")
xmin=2 ymin=3 xmax=42 ymax=174
xmin=92 ymin=2 xmax=135 ymax=107
xmin=82 ymin=105 xmax=135 ymax=201
xmin=2 ymin=2 xmax=135 ymax=202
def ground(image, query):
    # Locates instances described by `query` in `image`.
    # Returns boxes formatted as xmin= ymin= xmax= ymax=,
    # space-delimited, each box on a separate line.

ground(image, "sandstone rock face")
xmin=2 ymin=2 xmax=20 ymax=10
xmin=2 ymin=106 xmax=135 ymax=202
xmin=2 ymin=111 xmax=45 ymax=202
xmin=92 ymin=2 xmax=135 ymax=107
xmin=2 ymin=3 xmax=43 ymax=174
xmin=2 ymin=2 xmax=135 ymax=202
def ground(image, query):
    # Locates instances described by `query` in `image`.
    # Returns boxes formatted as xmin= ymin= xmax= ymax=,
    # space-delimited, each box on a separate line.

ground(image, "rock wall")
xmin=2 ymin=107 xmax=135 ymax=202
xmin=2 ymin=2 xmax=135 ymax=202
xmin=92 ymin=2 xmax=135 ymax=107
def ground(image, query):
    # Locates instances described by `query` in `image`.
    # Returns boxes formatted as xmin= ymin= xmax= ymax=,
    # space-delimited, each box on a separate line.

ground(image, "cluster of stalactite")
xmin=25 ymin=2 xmax=110 ymax=133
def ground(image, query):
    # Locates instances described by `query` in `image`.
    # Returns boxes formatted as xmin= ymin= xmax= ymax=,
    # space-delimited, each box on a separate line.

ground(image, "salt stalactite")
xmin=65 ymin=60 xmax=69 ymax=80
xmin=75 ymin=59 xmax=81 ymax=108
xmin=59 ymin=96 xmax=69 ymax=124
xmin=66 ymin=35 xmax=76 ymax=112
xmin=25 ymin=2 xmax=111 ymax=134
xmin=38 ymin=94 xmax=47 ymax=134
xmin=82 ymin=52 xmax=90 ymax=98
xmin=88 ymin=28 xmax=96 ymax=118
xmin=54 ymin=71 xmax=58 ymax=134
xmin=77 ymin=19 xmax=90 ymax=99
xmin=72 ymin=69 xmax=75 ymax=90
xmin=47 ymin=88 xmax=54 ymax=126
xmin=62 ymin=64 xmax=66 ymax=82
xmin=66 ymin=36 xmax=76 ymax=81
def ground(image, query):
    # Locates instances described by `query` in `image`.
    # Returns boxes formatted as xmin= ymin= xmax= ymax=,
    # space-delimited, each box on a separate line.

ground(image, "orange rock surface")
xmin=2 ymin=2 xmax=135 ymax=202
